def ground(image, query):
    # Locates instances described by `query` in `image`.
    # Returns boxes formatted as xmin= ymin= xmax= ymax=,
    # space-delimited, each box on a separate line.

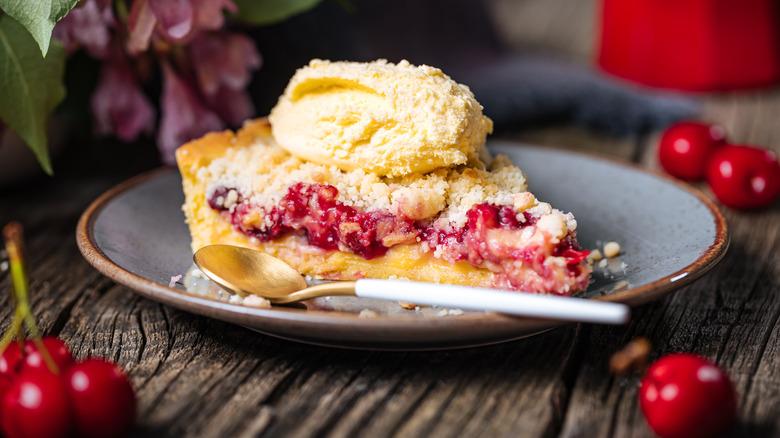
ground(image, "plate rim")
xmin=75 ymin=143 xmax=729 ymax=349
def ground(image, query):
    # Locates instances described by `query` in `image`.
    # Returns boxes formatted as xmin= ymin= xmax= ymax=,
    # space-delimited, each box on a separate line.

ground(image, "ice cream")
xmin=268 ymin=59 xmax=493 ymax=177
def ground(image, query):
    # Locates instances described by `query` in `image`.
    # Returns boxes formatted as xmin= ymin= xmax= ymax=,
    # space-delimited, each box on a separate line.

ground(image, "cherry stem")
xmin=2 ymin=222 xmax=60 ymax=374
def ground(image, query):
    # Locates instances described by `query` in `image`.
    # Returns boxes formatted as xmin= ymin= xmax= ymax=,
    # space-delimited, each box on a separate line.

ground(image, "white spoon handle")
xmin=354 ymin=279 xmax=630 ymax=325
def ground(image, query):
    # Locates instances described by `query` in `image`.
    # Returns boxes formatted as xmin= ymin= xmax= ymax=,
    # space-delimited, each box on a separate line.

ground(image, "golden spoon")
xmin=193 ymin=244 xmax=630 ymax=324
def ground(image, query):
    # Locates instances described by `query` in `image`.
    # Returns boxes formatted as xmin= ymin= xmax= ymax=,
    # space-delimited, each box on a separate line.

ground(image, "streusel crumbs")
xmin=198 ymin=136 xmax=577 ymax=234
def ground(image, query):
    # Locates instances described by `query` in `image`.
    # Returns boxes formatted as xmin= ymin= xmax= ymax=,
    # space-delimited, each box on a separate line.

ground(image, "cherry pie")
xmin=176 ymin=118 xmax=591 ymax=295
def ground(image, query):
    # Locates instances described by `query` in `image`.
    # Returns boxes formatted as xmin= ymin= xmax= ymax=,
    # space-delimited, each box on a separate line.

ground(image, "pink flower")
xmin=150 ymin=0 xmax=195 ymax=42
xmin=126 ymin=0 xmax=237 ymax=54
xmin=126 ymin=0 xmax=157 ymax=55
xmin=157 ymin=62 xmax=223 ymax=164
xmin=54 ymin=0 xmax=264 ymax=162
xmin=91 ymin=59 xmax=156 ymax=142
xmin=189 ymin=32 xmax=261 ymax=97
xmin=53 ymin=0 xmax=115 ymax=58
xmin=193 ymin=0 xmax=238 ymax=33
xmin=188 ymin=31 xmax=260 ymax=125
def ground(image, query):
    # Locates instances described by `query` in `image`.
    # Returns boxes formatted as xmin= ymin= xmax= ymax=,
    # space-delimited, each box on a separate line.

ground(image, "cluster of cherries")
xmin=658 ymin=121 xmax=780 ymax=209
xmin=0 ymin=336 xmax=136 ymax=438
xmin=638 ymin=353 xmax=738 ymax=438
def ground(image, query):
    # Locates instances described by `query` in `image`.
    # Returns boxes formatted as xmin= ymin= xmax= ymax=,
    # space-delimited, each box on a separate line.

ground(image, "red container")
xmin=598 ymin=0 xmax=780 ymax=91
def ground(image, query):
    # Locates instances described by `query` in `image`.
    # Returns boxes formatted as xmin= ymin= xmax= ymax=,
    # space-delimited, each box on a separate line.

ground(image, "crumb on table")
xmin=609 ymin=338 xmax=652 ymax=376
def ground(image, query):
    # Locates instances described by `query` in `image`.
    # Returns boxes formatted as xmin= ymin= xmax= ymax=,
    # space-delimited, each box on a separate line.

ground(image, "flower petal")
xmin=150 ymin=0 xmax=195 ymax=42
xmin=190 ymin=32 xmax=261 ymax=97
xmin=53 ymin=0 xmax=115 ymax=58
xmin=91 ymin=60 xmax=156 ymax=142
xmin=193 ymin=0 xmax=238 ymax=31
xmin=127 ymin=0 xmax=157 ymax=55
xmin=157 ymin=63 xmax=223 ymax=164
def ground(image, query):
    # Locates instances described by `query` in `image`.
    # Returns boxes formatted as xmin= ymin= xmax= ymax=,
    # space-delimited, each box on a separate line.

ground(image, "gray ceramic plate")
xmin=77 ymin=142 xmax=728 ymax=350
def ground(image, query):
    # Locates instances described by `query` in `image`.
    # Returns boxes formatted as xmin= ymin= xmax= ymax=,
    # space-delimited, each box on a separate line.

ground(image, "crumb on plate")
xmin=359 ymin=309 xmax=379 ymax=318
xmin=169 ymin=274 xmax=182 ymax=288
xmin=604 ymin=241 xmax=621 ymax=258
xmin=244 ymin=295 xmax=272 ymax=309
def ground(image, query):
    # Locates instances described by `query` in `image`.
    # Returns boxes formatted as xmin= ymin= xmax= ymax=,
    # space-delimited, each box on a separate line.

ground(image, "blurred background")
xmin=2 ymin=0 xmax=779 ymax=185
xmin=249 ymin=0 xmax=697 ymax=143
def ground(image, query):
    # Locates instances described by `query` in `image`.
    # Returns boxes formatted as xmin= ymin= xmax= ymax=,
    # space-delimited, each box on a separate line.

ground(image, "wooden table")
xmin=2 ymin=2 xmax=780 ymax=437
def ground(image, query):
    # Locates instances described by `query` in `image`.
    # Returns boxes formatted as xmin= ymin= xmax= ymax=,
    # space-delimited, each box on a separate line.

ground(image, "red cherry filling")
xmin=207 ymin=183 xmax=589 ymax=286
xmin=209 ymin=183 xmax=419 ymax=259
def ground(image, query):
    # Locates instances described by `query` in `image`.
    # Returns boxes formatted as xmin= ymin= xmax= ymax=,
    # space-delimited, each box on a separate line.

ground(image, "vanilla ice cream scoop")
xmin=269 ymin=59 xmax=493 ymax=177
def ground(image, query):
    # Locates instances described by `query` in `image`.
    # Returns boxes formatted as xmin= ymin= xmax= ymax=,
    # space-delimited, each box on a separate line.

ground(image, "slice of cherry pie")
xmin=176 ymin=118 xmax=591 ymax=295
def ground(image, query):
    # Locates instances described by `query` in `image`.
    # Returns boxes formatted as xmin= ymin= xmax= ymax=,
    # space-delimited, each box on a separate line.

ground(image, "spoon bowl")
xmin=193 ymin=244 xmax=307 ymax=299
xmin=193 ymin=244 xmax=631 ymax=325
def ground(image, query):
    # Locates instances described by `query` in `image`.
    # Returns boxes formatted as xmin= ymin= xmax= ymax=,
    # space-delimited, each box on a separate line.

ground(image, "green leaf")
xmin=232 ymin=0 xmax=322 ymax=26
xmin=0 ymin=0 xmax=79 ymax=56
xmin=0 ymin=14 xmax=66 ymax=175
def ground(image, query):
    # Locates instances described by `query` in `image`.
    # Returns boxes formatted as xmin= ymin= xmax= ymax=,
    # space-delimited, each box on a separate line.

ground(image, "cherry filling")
xmin=210 ymin=183 xmax=418 ymax=259
xmin=207 ymin=183 xmax=589 ymax=275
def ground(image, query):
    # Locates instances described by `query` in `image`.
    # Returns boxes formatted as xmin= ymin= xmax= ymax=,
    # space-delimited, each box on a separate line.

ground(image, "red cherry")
xmin=0 ymin=342 xmax=23 ymax=378
xmin=0 ymin=342 xmax=24 ymax=405
xmin=705 ymin=144 xmax=780 ymax=209
xmin=658 ymin=121 xmax=726 ymax=180
xmin=639 ymin=353 xmax=737 ymax=438
xmin=0 ymin=369 xmax=72 ymax=438
xmin=65 ymin=358 xmax=137 ymax=438
xmin=21 ymin=337 xmax=74 ymax=374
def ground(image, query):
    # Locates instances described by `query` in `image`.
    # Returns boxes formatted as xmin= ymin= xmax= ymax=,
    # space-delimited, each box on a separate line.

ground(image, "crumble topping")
xmin=197 ymin=136 xmax=577 ymax=235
